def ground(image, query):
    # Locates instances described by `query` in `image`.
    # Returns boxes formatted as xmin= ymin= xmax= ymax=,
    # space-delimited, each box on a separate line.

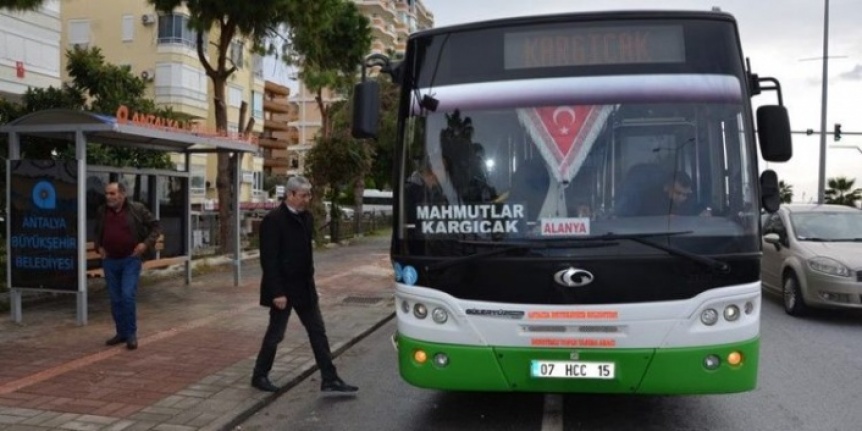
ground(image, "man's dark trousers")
xmin=253 ymin=303 xmax=338 ymax=381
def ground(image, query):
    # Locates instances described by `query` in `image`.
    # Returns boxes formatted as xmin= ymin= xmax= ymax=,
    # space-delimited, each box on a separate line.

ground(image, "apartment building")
xmin=60 ymin=0 xmax=267 ymax=206
xmin=284 ymin=0 xmax=433 ymax=175
xmin=0 ymin=0 xmax=62 ymax=102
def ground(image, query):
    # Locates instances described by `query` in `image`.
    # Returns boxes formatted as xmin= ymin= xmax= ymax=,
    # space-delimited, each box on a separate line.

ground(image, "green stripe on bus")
xmin=397 ymin=334 xmax=758 ymax=394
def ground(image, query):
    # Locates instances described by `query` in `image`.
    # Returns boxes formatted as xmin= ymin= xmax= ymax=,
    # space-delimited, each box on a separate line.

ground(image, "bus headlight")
xmin=723 ymin=305 xmax=741 ymax=321
xmin=431 ymin=308 xmax=449 ymax=324
xmin=413 ymin=303 xmax=428 ymax=319
xmin=401 ymin=300 xmax=410 ymax=314
xmin=700 ymin=308 xmax=719 ymax=326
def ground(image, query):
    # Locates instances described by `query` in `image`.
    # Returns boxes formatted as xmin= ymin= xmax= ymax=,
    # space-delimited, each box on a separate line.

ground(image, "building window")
xmin=68 ymin=20 xmax=91 ymax=48
xmin=157 ymin=14 xmax=203 ymax=48
xmin=252 ymin=54 xmax=263 ymax=79
xmin=253 ymin=171 xmax=264 ymax=193
xmin=252 ymin=91 xmax=264 ymax=120
xmin=228 ymin=86 xmax=243 ymax=109
xmin=190 ymin=164 xmax=206 ymax=196
xmin=230 ymin=40 xmax=244 ymax=68
xmin=122 ymin=15 xmax=134 ymax=42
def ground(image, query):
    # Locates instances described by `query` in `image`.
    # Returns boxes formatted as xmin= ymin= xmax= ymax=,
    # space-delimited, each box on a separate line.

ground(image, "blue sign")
xmin=402 ymin=265 xmax=418 ymax=286
xmin=32 ymin=180 xmax=57 ymax=210
xmin=9 ymin=160 xmax=79 ymax=291
xmin=393 ymin=262 xmax=403 ymax=282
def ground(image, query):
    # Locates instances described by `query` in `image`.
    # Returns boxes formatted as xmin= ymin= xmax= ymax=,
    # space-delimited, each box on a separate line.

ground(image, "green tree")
xmin=0 ymin=0 xmax=44 ymax=11
xmin=148 ymin=0 xmax=341 ymax=253
xmin=779 ymin=180 xmax=794 ymax=204
xmin=287 ymin=0 xmax=370 ymax=233
xmin=329 ymin=76 xmax=398 ymax=229
xmin=824 ymin=176 xmax=862 ymax=207
xmin=305 ymin=119 xmax=371 ymax=241
xmin=288 ymin=0 xmax=371 ymax=141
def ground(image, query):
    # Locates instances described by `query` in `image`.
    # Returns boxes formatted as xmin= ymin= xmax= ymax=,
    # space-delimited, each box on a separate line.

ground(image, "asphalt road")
xmin=238 ymin=291 xmax=862 ymax=431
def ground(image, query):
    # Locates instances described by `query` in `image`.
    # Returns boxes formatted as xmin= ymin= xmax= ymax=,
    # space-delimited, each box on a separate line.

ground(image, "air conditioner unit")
xmin=140 ymin=69 xmax=155 ymax=81
xmin=141 ymin=14 xmax=156 ymax=25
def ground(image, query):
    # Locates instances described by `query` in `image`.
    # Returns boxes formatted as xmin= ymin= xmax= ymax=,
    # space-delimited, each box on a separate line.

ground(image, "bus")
xmin=361 ymin=189 xmax=394 ymax=216
xmin=353 ymin=10 xmax=791 ymax=394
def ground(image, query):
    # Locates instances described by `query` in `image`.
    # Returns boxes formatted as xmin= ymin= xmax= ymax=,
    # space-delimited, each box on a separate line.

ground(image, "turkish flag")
xmin=517 ymin=105 xmax=613 ymax=183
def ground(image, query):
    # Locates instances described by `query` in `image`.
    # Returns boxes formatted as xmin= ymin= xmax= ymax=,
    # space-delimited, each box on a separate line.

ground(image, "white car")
xmin=323 ymin=201 xmax=354 ymax=221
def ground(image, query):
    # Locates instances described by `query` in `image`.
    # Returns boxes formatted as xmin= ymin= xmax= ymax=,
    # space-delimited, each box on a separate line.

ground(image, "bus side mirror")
xmin=757 ymin=105 xmax=792 ymax=162
xmin=760 ymin=169 xmax=780 ymax=213
xmin=352 ymin=81 xmax=380 ymax=140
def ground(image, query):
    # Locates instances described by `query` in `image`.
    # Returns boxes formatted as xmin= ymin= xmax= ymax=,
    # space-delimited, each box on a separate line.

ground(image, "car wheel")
xmin=783 ymin=273 xmax=807 ymax=317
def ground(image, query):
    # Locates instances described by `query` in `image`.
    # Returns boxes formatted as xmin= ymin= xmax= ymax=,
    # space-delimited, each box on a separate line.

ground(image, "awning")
xmin=0 ymin=109 xmax=258 ymax=154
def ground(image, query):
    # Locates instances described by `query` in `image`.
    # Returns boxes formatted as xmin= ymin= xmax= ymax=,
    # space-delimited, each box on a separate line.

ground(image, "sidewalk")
xmin=0 ymin=235 xmax=395 ymax=431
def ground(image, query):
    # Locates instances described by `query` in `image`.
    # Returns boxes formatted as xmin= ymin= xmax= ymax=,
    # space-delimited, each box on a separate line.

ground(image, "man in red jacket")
xmin=251 ymin=175 xmax=358 ymax=394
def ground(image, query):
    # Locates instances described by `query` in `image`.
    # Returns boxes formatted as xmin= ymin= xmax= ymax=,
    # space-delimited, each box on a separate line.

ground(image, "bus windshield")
xmin=398 ymin=75 xmax=759 ymax=257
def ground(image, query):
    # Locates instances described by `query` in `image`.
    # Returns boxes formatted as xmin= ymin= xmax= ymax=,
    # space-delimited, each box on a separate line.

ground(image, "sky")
xmin=270 ymin=0 xmax=862 ymax=203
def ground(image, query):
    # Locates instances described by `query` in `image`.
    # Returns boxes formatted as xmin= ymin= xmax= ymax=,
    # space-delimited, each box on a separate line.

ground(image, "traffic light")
xmin=834 ymin=123 xmax=842 ymax=141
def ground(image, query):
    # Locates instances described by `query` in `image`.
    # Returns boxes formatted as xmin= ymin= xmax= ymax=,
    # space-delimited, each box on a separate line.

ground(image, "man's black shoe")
xmin=251 ymin=376 xmax=279 ymax=392
xmin=105 ymin=335 xmax=126 ymax=346
xmin=126 ymin=336 xmax=138 ymax=350
xmin=321 ymin=377 xmax=358 ymax=393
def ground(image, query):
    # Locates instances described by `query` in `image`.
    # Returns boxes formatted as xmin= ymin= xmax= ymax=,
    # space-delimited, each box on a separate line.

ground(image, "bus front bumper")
xmin=396 ymin=333 xmax=758 ymax=394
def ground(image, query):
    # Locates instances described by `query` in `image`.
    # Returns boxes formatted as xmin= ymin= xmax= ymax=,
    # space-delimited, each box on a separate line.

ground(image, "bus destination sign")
xmin=504 ymin=25 xmax=685 ymax=69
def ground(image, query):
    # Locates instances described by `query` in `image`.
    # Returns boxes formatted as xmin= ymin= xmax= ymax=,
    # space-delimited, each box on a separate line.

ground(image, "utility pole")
xmin=817 ymin=0 xmax=830 ymax=204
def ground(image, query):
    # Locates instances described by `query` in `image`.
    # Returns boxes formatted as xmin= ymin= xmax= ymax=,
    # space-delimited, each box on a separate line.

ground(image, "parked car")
xmin=761 ymin=204 xmax=862 ymax=316
xmin=323 ymin=201 xmax=354 ymax=221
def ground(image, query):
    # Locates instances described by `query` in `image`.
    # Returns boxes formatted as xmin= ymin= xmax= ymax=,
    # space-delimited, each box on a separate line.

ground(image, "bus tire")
xmin=783 ymin=272 xmax=807 ymax=317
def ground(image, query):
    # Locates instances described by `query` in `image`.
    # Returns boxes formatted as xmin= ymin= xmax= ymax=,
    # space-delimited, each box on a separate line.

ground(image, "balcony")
xmin=263 ymin=98 xmax=291 ymax=114
xmin=258 ymin=137 xmax=288 ymax=150
xmin=264 ymin=158 xmax=290 ymax=168
xmin=265 ymin=81 xmax=290 ymax=97
xmin=264 ymin=117 xmax=290 ymax=132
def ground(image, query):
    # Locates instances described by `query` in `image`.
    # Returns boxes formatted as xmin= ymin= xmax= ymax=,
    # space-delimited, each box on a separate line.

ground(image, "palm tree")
xmin=779 ymin=180 xmax=794 ymax=203
xmin=824 ymin=176 xmax=862 ymax=207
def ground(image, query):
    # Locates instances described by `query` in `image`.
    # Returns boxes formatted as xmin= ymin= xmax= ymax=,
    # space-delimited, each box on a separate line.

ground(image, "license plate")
xmin=530 ymin=360 xmax=615 ymax=379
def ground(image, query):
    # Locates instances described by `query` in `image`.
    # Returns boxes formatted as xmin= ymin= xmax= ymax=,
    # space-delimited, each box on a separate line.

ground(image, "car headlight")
xmin=807 ymin=257 xmax=851 ymax=277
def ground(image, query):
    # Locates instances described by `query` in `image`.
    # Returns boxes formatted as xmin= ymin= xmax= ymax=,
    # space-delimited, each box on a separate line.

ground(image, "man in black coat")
xmin=251 ymin=175 xmax=358 ymax=393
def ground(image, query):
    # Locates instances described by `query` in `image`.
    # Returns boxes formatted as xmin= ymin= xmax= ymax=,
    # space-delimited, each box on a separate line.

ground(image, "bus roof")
xmin=410 ymin=9 xmax=737 ymax=41
xmin=362 ymin=189 xmax=393 ymax=197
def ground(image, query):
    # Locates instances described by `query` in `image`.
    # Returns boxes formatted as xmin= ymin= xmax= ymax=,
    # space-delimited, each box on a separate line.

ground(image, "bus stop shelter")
xmin=2 ymin=109 xmax=258 ymax=325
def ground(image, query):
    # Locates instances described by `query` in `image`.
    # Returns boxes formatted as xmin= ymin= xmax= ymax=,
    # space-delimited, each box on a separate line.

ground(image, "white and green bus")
xmin=354 ymin=9 xmax=791 ymax=394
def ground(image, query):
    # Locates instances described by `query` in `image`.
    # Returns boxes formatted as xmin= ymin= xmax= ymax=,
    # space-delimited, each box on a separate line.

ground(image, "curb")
xmin=219 ymin=311 xmax=396 ymax=431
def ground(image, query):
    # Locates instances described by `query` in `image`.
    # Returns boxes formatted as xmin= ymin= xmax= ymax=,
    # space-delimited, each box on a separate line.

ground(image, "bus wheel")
xmin=783 ymin=273 xmax=807 ymax=317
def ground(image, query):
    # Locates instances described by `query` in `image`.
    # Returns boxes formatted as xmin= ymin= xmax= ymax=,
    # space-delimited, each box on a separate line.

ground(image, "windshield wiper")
xmin=425 ymin=231 xmax=728 ymax=273
xmin=425 ymin=240 xmax=615 ymax=272
xmin=604 ymin=232 xmax=730 ymax=273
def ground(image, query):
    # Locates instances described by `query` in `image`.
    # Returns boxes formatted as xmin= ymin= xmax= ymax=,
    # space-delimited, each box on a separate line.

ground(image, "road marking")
xmin=541 ymin=394 xmax=564 ymax=431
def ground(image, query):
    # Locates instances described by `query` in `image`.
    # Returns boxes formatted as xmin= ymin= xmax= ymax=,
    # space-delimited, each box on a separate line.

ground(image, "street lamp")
xmin=816 ymin=0 xmax=830 ymax=204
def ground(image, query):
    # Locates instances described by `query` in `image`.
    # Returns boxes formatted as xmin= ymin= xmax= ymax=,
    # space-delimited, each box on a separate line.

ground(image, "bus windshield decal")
xmin=415 ymin=203 xmax=525 ymax=235
xmin=541 ymin=217 xmax=591 ymax=237
xmin=504 ymin=25 xmax=685 ymax=69
xmin=410 ymin=74 xmax=742 ymax=113
xmin=517 ymin=105 xmax=614 ymax=183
